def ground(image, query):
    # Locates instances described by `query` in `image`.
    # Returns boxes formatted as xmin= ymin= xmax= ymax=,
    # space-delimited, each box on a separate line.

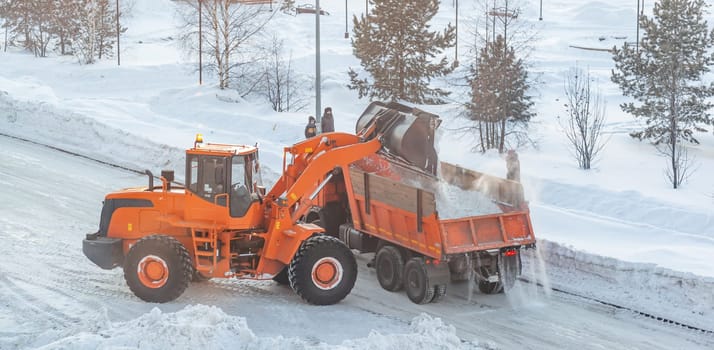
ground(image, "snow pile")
xmin=0 ymin=90 xmax=186 ymax=180
xmin=435 ymin=179 xmax=502 ymax=219
xmin=533 ymin=178 xmax=714 ymax=239
xmin=37 ymin=305 xmax=483 ymax=350
xmin=522 ymin=239 xmax=714 ymax=330
xmin=342 ymin=313 xmax=480 ymax=350
xmin=0 ymin=90 xmax=285 ymax=185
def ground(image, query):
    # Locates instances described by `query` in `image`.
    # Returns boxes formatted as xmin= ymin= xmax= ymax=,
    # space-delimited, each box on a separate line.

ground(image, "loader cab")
xmin=186 ymin=137 xmax=262 ymax=218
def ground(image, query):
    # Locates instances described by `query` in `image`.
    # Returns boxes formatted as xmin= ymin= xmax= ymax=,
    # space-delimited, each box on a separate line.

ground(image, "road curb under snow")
xmin=522 ymin=240 xmax=714 ymax=332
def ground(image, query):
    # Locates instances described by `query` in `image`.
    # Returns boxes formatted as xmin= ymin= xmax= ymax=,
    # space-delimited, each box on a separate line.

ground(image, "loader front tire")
xmin=375 ymin=245 xmax=404 ymax=292
xmin=124 ymin=235 xmax=192 ymax=303
xmin=404 ymin=258 xmax=435 ymax=304
xmin=272 ymin=267 xmax=290 ymax=285
xmin=192 ymin=270 xmax=211 ymax=282
xmin=289 ymin=235 xmax=357 ymax=305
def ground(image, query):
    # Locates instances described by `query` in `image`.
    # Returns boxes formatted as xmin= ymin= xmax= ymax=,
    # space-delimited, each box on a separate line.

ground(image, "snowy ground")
xmin=1 ymin=136 xmax=711 ymax=350
xmin=1 ymin=0 xmax=713 ymax=348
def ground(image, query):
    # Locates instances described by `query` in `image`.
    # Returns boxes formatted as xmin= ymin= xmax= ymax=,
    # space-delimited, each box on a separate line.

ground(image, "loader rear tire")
xmin=289 ymin=235 xmax=357 ymax=305
xmin=124 ymin=235 xmax=192 ymax=303
xmin=404 ymin=258 xmax=435 ymax=304
xmin=375 ymin=245 xmax=404 ymax=292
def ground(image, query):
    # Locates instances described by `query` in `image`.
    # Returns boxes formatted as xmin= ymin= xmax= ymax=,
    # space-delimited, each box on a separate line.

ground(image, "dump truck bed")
xmin=346 ymin=158 xmax=535 ymax=259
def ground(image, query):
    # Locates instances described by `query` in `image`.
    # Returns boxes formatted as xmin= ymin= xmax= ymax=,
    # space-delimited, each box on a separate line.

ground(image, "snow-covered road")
xmin=1 ymin=136 xmax=711 ymax=349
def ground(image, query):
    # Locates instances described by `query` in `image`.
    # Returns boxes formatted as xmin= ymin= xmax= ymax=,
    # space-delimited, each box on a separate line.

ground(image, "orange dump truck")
xmin=311 ymin=102 xmax=536 ymax=304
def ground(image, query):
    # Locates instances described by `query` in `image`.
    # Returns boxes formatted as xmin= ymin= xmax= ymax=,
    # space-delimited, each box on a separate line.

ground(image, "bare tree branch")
xmin=560 ymin=65 xmax=609 ymax=169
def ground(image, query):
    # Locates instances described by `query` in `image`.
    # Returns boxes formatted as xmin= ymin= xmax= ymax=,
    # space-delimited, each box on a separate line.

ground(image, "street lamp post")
xmin=455 ymin=0 xmax=458 ymax=65
xmin=539 ymin=0 xmax=543 ymax=21
xmin=316 ymin=0 xmax=322 ymax=130
xmin=492 ymin=0 xmax=496 ymax=43
xmin=636 ymin=0 xmax=640 ymax=54
xmin=345 ymin=0 xmax=349 ymax=38
xmin=116 ymin=0 xmax=120 ymax=66
xmin=199 ymin=0 xmax=203 ymax=85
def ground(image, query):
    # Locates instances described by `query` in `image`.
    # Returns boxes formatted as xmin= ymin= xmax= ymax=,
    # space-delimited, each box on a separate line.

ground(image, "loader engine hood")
xmin=355 ymin=101 xmax=441 ymax=175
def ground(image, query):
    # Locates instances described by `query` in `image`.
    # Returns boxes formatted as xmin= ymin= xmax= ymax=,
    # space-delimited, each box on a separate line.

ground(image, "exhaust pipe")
xmin=145 ymin=170 xmax=153 ymax=190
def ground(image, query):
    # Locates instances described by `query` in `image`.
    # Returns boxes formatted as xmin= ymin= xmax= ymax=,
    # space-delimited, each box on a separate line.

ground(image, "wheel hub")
xmin=137 ymin=255 xmax=169 ymax=288
xmin=379 ymin=259 xmax=393 ymax=279
xmin=311 ymin=257 xmax=343 ymax=290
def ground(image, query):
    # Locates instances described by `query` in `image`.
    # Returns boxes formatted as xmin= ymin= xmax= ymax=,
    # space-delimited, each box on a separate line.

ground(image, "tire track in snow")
xmin=0 ymin=274 xmax=81 ymax=327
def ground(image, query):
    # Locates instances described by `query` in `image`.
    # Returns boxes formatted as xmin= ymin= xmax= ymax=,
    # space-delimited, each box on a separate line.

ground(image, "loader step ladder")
xmin=192 ymin=228 xmax=217 ymax=275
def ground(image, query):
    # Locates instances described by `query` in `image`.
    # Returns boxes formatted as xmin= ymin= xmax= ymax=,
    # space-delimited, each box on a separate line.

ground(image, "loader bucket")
xmin=356 ymin=101 xmax=441 ymax=175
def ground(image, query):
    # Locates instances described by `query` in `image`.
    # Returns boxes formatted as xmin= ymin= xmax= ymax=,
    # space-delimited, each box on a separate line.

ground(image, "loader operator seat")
xmin=230 ymin=183 xmax=252 ymax=217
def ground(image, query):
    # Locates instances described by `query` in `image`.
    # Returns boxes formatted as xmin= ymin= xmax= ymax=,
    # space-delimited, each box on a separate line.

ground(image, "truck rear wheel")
xmin=289 ymin=235 xmax=357 ymax=305
xmin=404 ymin=258 xmax=435 ymax=304
xmin=477 ymin=252 xmax=521 ymax=294
xmin=478 ymin=279 xmax=503 ymax=294
xmin=375 ymin=245 xmax=404 ymax=291
xmin=448 ymin=254 xmax=472 ymax=282
xmin=431 ymin=284 xmax=447 ymax=303
xmin=123 ymin=235 xmax=193 ymax=303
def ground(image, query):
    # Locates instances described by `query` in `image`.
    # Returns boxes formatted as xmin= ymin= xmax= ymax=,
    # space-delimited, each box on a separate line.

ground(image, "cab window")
xmin=186 ymin=155 xmax=227 ymax=203
xmin=230 ymin=155 xmax=256 ymax=217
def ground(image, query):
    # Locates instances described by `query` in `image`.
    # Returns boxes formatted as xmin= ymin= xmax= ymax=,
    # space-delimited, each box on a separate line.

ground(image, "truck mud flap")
xmin=425 ymin=261 xmax=450 ymax=286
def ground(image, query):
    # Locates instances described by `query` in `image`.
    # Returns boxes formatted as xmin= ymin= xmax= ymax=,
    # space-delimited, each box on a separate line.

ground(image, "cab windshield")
xmin=186 ymin=152 xmax=260 ymax=217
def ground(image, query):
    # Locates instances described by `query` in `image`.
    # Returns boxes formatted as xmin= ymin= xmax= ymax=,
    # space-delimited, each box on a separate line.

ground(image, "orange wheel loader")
xmin=83 ymin=101 xmax=535 ymax=305
xmin=83 ymin=117 xmax=393 ymax=304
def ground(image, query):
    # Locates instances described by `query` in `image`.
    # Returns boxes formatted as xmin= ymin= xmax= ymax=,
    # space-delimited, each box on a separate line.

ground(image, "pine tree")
xmin=611 ymin=0 xmax=714 ymax=188
xmin=348 ymin=0 xmax=455 ymax=104
xmin=467 ymin=35 xmax=533 ymax=153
